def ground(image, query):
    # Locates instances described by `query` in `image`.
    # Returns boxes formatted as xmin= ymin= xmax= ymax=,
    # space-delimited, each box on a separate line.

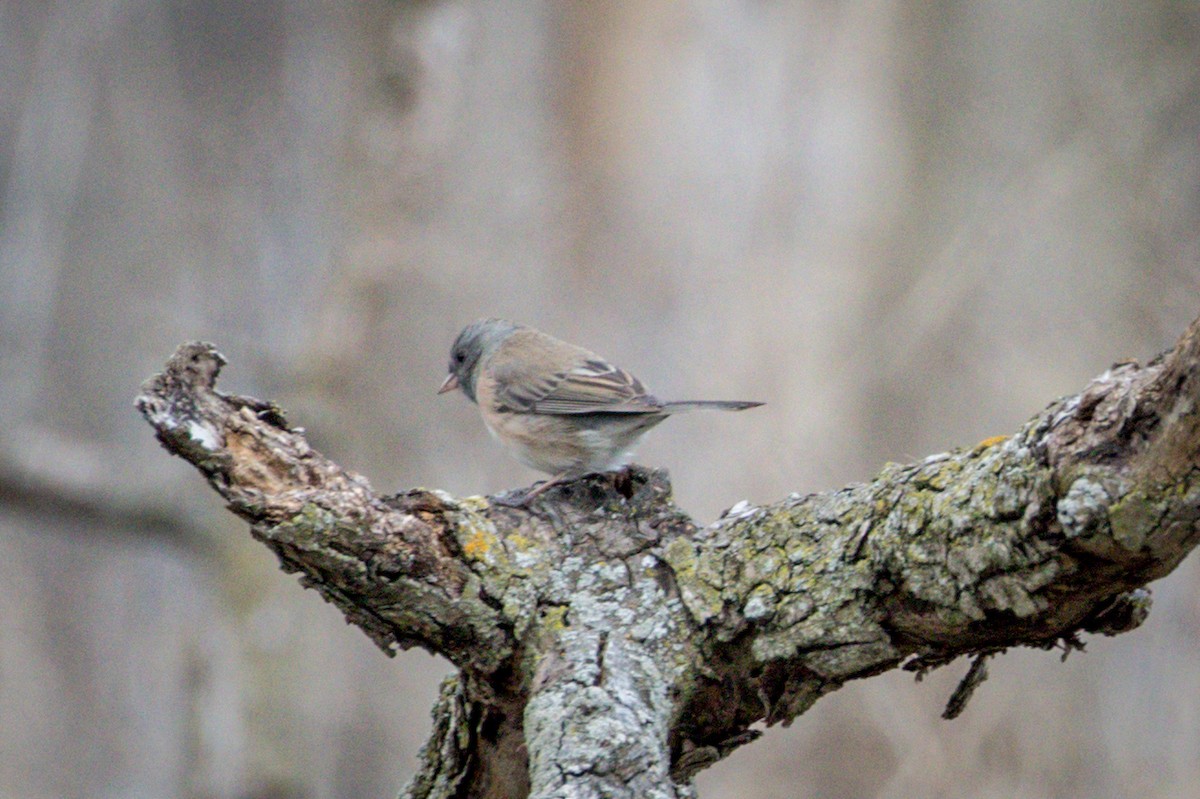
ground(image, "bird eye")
xmin=453 ymin=351 xmax=465 ymax=364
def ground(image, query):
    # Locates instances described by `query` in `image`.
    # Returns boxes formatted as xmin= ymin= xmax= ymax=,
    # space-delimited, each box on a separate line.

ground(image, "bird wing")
xmin=490 ymin=334 xmax=661 ymax=415
xmin=530 ymin=358 xmax=661 ymax=414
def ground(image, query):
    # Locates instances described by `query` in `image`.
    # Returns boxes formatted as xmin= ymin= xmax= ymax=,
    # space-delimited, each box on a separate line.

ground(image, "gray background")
xmin=3 ymin=2 xmax=1199 ymax=798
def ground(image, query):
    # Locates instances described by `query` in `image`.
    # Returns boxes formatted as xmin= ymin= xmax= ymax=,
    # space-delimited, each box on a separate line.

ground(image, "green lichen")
xmin=1108 ymin=488 xmax=1158 ymax=552
xmin=663 ymin=538 xmax=726 ymax=625
xmin=271 ymin=503 xmax=341 ymax=547
xmin=743 ymin=584 xmax=778 ymax=622
xmin=537 ymin=605 xmax=570 ymax=635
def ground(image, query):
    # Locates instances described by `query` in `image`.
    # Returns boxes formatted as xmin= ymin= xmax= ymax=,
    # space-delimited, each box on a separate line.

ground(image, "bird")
xmin=438 ymin=318 xmax=763 ymax=503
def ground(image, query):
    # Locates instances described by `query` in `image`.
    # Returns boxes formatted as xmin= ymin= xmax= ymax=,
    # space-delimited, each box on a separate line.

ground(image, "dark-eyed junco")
xmin=438 ymin=318 xmax=763 ymax=501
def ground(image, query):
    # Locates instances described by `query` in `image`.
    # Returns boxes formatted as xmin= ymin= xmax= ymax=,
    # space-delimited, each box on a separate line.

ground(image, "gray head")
xmin=439 ymin=318 xmax=520 ymax=403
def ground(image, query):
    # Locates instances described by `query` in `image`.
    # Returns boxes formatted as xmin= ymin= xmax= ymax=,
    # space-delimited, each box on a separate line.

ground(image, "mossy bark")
xmin=137 ymin=316 xmax=1200 ymax=799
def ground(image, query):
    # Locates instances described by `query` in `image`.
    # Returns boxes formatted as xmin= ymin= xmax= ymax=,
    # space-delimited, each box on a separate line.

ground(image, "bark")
xmin=135 ymin=315 xmax=1200 ymax=799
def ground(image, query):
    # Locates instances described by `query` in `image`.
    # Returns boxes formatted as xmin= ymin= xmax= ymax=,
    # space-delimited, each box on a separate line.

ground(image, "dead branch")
xmin=136 ymin=314 xmax=1200 ymax=799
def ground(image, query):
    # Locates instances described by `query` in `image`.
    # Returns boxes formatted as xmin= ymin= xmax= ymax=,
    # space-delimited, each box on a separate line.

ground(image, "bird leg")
xmin=489 ymin=471 xmax=572 ymax=507
xmin=492 ymin=466 xmax=634 ymax=508
xmin=520 ymin=471 xmax=570 ymax=501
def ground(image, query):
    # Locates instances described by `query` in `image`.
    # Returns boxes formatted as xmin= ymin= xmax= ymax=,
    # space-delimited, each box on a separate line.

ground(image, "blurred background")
xmin=2 ymin=2 xmax=1199 ymax=798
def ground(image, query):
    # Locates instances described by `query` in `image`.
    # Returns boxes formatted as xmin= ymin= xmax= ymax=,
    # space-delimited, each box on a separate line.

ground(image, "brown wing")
xmin=530 ymin=358 xmax=662 ymax=414
xmin=488 ymin=331 xmax=661 ymax=415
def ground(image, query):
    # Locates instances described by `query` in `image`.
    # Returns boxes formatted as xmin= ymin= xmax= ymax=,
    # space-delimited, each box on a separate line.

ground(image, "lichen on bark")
xmin=136 ymin=314 xmax=1200 ymax=799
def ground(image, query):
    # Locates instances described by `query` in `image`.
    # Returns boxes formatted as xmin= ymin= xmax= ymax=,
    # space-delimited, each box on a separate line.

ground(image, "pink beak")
xmin=438 ymin=374 xmax=460 ymax=394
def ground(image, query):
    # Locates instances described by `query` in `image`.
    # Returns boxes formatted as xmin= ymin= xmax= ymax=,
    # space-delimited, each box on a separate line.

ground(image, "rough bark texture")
xmin=136 ymin=315 xmax=1200 ymax=799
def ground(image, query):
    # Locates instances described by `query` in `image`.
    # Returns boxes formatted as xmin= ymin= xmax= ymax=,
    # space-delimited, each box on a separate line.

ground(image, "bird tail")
xmin=662 ymin=400 xmax=764 ymax=412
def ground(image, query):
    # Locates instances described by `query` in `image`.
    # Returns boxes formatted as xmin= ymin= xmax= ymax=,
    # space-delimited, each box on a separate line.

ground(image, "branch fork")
xmin=137 ymin=316 xmax=1200 ymax=799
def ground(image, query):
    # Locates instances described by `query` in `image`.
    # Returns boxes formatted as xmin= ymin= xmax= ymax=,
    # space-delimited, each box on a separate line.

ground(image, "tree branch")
xmin=136 ymin=316 xmax=1200 ymax=798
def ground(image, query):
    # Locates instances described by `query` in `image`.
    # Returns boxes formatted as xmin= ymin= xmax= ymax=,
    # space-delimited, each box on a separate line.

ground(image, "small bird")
xmin=438 ymin=318 xmax=763 ymax=502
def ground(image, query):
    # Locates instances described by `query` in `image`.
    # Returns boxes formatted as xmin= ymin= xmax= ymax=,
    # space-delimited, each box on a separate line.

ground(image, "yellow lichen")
xmin=506 ymin=532 xmax=534 ymax=551
xmin=539 ymin=605 xmax=569 ymax=633
xmin=973 ymin=435 xmax=1009 ymax=452
xmin=461 ymin=528 xmax=494 ymax=558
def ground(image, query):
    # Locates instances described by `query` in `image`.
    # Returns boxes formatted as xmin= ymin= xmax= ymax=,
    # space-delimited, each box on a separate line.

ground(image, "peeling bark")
xmin=136 ymin=315 xmax=1200 ymax=799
